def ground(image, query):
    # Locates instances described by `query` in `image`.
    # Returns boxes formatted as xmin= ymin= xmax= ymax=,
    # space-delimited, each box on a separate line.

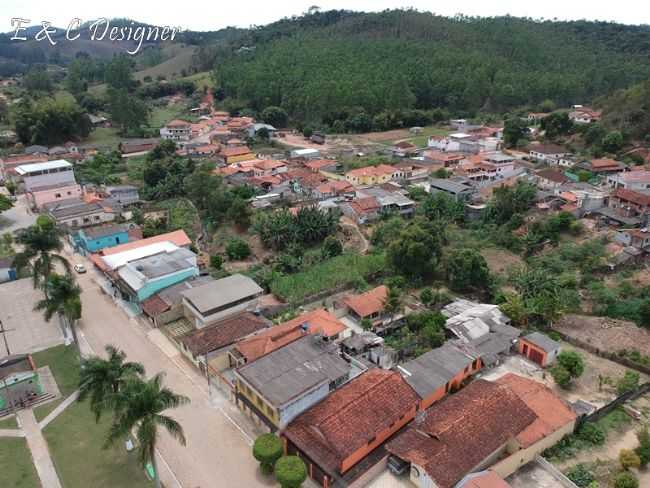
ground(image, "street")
xmin=72 ymin=259 xmax=273 ymax=488
xmin=0 ymin=194 xmax=37 ymax=235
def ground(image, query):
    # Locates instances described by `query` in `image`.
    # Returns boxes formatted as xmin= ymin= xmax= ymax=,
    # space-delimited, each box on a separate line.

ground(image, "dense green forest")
xmin=213 ymin=10 xmax=650 ymax=125
xmin=597 ymin=81 xmax=650 ymax=141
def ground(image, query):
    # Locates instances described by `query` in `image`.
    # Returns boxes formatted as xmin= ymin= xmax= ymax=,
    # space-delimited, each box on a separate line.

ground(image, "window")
xmin=55 ymin=193 xmax=62 ymax=198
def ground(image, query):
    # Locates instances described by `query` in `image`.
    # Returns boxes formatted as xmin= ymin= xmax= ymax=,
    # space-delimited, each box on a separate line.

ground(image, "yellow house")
xmin=220 ymin=146 xmax=255 ymax=164
xmin=345 ymin=164 xmax=399 ymax=186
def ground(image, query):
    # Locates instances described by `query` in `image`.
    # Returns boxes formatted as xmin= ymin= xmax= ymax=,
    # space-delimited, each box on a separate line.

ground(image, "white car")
xmin=73 ymin=264 xmax=86 ymax=274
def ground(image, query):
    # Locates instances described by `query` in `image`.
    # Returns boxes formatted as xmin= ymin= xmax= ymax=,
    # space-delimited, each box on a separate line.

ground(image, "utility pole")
xmin=0 ymin=319 xmax=13 ymax=357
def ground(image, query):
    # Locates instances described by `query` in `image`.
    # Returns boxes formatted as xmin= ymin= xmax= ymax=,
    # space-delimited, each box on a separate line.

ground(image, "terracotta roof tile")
xmin=343 ymin=286 xmax=387 ymax=318
xmin=614 ymin=188 xmax=650 ymax=207
xmin=99 ymin=230 xmax=191 ymax=257
xmin=284 ymin=369 xmax=419 ymax=474
xmin=141 ymin=294 xmax=171 ymax=317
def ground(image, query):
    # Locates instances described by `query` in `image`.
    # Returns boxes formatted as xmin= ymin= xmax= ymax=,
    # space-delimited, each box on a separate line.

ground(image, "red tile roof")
xmin=386 ymin=379 xmax=537 ymax=488
xmin=496 ymin=373 xmax=576 ymax=448
xmin=316 ymin=180 xmax=354 ymax=195
xmin=591 ymin=158 xmax=622 ymax=169
xmin=180 ymin=312 xmax=269 ymax=356
xmin=346 ymin=164 xmax=396 ymax=178
xmin=166 ymin=119 xmax=191 ymax=128
xmin=343 ymin=285 xmax=388 ymax=318
xmin=305 ymin=159 xmax=338 ymax=171
xmin=141 ymin=294 xmax=171 ymax=317
xmin=349 ymin=197 xmax=380 ymax=216
xmin=221 ymin=146 xmax=253 ymax=158
xmin=537 ymin=169 xmax=569 ymax=184
xmin=613 ymin=188 xmax=650 ymax=207
xmin=233 ymin=309 xmax=346 ymax=363
xmin=461 ymin=472 xmax=512 ymax=488
xmin=283 ymin=369 xmax=419 ymax=474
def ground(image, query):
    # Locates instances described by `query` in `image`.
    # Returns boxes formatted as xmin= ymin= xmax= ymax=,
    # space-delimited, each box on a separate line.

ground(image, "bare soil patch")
xmin=481 ymin=248 xmax=524 ymax=276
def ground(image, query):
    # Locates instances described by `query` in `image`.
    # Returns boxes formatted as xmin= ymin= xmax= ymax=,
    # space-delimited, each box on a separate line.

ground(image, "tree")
xmin=637 ymin=299 xmax=650 ymax=327
xmin=503 ymin=116 xmax=528 ymax=148
xmin=107 ymin=87 xmax=150 ymax=134
xmin=108 ymin=373 xmax=189 ymax=488
xmin=420 ymin=192 xmax=464 ymax=223
xmin=383 ymin=287 xmax=401 ymax=321
xmin=541 ymin=111 xmax=573 ymax=138
xmin=104 ymin=55 xmax=135 ymax=91
xmin=551 ymin=365 xmax=572 ymax=389
xmin=617 ymin=370 xmax=640 ymax=395
xmin=321 ymin=236 xmax=343 ymax=259
xmin=499 ymin=292 xmax=529 ymax=327
xmin=619 ymin=449 xmax=641 ymax=470
xmin=226 ymin=198 xmax=252 ymax=229
xmin=78 ymin=345 xmax=145 ymax=421
xmin=210 ymin=255 xmax=223 ymax=270
xmin=275 ymin=456 xmax=307 ymax=488
xmin=252 ymin=433 xmax=283 ymax=474
xmin=302 ymin=127 xmax=313 ymax=138
xmin=613 ymin=472 xmax=639 ymax=488
xmin=445 ymin=248 xmax=492 ymax=294
xmin=483 ymin=182 xmax=537 ymax=225
xmin=226 ymin=238 xmax=251 ymax=260
xmin=35 ymin=273 xmax=82 ymax=350
xmin=14 ymin=98 xmax=91 ymax=145
xmin=261 ymin=106 xmax=288 ymax=128
xmin=387 ymin=222 xmax=441 ymax=279
xmin=636 ymin=427 xmax=650 ymax=466
xmin=557 ymin=351 xmax=585 ymax=378
xmin=14 ymin=216 xmax=70 ymax=289
xmin=602 ymin=131 xmax=624 ymax=153
xmin=420 ymin=288 xmax=433 ymax=307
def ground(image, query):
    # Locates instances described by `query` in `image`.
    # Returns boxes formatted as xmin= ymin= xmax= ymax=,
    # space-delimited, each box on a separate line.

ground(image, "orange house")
xmin=282 ymin=369 xmax=419 ymax=488
xmin=398 ymin=341 xmax=482 ymax=410
xmin=518 ymin=332 xmax=561 ymax=367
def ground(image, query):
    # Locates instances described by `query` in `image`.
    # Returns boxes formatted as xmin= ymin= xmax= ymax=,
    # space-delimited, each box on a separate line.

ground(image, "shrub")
xmin=613 ymin=471 xmax=639 ymax=488
xmin=636 ymin=427 xmax=650 ymax=466
xmin=420 ymin=288 xmax=433 ymax=306
xmin=576 ymin=423 xmax=606 ymax=445
xmin=617 ymin=371 xmax=640 ymax=395
xmin=275 ymin=455 xmax=307 ymax=488
xmin=566 ymin=464 xmax=595 ymax=487
xmin=210 ymin=255 xmax=223 ymax=270
xmin=551 ymin=365 xmax=572 ymax=389
xmin=619 ymin=449 xmax=641 ymax=470
xmin=226 ymin=238 xmax=251 ymax=260
xmin=557 ymin=351 xmax=585 ymax=378
xmin=321 ymin=236 xmax=343 ymax=259
xmin=252 ymin=434 xmax=283 ymax=475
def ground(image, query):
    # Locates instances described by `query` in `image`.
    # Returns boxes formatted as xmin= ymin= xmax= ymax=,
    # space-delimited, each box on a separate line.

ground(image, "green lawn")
xmin=32 ymin=345 xmax=80 ymax=422
xmin=0 ymin=415 xmax=18 ymax=429
xmin=0 ymin=437 xmax=40 ymax=488
xmin=43 ymin=400 xmax=152 ymax=488
xmin=179 ymin=71 xmax=214 ymax=90
xmin=409 ymin=126 xmax=451 ymax=147
xmin=157 ymin=198 xmax=200 ymax=240
xmin=85 ymin=128 xmax=122 ymax=149
xmin=149 ymin=104 xmax=188 ymax=129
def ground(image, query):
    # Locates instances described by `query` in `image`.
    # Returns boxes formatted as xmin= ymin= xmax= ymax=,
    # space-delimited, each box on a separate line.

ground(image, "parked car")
xmin=74 ymin=264 xmax=86 ymax=274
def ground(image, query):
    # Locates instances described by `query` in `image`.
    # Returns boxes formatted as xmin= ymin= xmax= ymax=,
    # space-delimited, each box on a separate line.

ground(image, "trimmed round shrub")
xmin=275 ymin=455 xmax=307 ymax=488
xmin=252 ymin=434 xmax=283 ymax=475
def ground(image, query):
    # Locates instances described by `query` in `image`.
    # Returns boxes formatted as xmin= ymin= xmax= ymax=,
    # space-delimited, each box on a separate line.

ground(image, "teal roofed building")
xmin=74 ymin=223 xmax=133 ymax=254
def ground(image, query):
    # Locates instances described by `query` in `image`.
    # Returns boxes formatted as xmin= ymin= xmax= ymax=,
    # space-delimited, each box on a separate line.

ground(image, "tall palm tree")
xmin=78 ymin=345 xmax=145 ymax=421
xmin=35 ymin=273 xmax=83 ymax=348
xmin=14 ymin=216 xmax=70 ymax=290
xmin=108 ymin=373 xmax=189 ymax=488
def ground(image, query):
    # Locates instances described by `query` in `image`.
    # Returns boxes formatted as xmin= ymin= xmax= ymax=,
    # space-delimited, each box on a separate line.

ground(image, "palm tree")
xmin=78 ymin=345 xmax=145 ymax=421
xmin=14 ymin=215 xmax=70 ymax=290
xmin=35 ymin=273 xmax=82 ymax=349
xmin=108 ymin=373 xmax=189 ymax=488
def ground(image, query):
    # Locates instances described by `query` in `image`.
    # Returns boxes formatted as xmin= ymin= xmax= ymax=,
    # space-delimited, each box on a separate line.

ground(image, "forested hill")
xmin=212 ymin=10 xmax=650 ymax=123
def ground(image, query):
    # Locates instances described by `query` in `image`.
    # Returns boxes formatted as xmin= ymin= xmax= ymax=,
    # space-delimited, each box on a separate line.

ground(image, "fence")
xmin=579 ymin=382 xmax=650 ymax=426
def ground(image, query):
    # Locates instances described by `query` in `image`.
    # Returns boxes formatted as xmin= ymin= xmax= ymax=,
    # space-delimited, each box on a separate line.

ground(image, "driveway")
xmin=72 ymin=260 xmax=273 ymax=488
xmin=0 ymin=194 xmax=37 ymax=234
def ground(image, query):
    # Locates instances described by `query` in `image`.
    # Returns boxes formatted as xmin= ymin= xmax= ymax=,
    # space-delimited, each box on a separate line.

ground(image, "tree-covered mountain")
xmin=597 ymin=81 xmax=650 ymax=141
xmin=211 ymin=10 xmax=650 ymax=124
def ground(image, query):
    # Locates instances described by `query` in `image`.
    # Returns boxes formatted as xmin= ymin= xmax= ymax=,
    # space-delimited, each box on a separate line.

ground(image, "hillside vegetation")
xmin=213 ymin=10 xmax=650 ymax=123
xmin=598 ymin=81 xmax=650 ymax=141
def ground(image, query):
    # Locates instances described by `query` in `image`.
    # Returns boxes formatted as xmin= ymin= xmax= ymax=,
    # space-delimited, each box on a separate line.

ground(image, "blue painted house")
xmin=76 ymin=223 xmax=131 ymax=254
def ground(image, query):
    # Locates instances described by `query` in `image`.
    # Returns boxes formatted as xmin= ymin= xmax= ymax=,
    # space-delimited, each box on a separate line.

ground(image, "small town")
xmin=1 ymin=3 xmax=650 ymax=488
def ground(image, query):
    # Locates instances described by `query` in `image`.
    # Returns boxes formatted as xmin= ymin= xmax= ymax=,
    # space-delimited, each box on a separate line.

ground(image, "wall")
xmin=420 ymin=359 xmax=482 ymax=410
xmin=57 ymin=210 xmax=115 ymax=228
xmin=491 ymin=420 xmax=576 ymax=479
xmin=183 ymin=296 xmax=260 ymax=328
xmin=30 ymin=184 xmax=82 ymax=209
xmin=81 ymin=231 xmax=129 ymax=253
xmin=279 ymin=382 xmax=330 ymax=430
xmin=137 ymin=267 xmax=199 ymax=302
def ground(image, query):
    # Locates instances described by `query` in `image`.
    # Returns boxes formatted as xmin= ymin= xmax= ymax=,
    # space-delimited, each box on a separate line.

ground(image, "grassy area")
xmin=180 ymin=71 xmax=214 ymax=90
xmin=85 ymin=128 xmax=122 ymax=149
xmin=54 ymin=90 xmax=76 ymax=104
xmin=157 ymin=198 xmax=200 ymax=240
xmin=134 ymin=44 xmax=197 ymax=82
xmin=269 ymin=252 xmax=386 ymax=303
xmin=32 ymin=345 xmax=80 ymax=422
xmin=149 ymin=104 xmax=188 ymax=129
xmin=0 ymin=438 xmax=40 ymax=488
xmin=0 ymin=415 xmax=18 ymax=429
xmin=43 ymin=400 xmax=152 ymax=488
xmin=408 ymin=126 xmax=451 ymax=147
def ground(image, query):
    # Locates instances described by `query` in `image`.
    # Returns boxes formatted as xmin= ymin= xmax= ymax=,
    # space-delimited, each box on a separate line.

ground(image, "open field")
xmin=0 ymin=437 xmax=41 ymax=488
xmin=134 ymin=44 xmax=197 ymax=81
xmin=149 ymin=103 xmax=188 ymax=129
xmin=354 ymin=125 xmax=451 ymax=147
xmin=481 ymin=248 xmax=524 ymax=277
xmin=85 ymin=127 xmax=122 ymax=149
xmin=180 ymin=71 xmax=214 ymax=90
xmin=43 ymin=400 xmax=152 ymax=488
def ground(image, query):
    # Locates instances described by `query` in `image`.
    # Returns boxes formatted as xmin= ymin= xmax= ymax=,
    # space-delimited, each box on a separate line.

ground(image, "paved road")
xmin=0 ymin=194 xmax=37 ymax=234
xmin=73 ymin=265 xmax=273 ymax=488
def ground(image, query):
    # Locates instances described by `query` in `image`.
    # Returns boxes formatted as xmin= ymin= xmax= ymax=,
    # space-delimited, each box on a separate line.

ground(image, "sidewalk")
xmin=17 ymin=409 xmax=63 ymax=488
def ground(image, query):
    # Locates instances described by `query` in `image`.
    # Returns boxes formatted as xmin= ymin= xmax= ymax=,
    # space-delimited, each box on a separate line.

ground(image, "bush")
xmin=566 ymin=464 xmax=595 ymax=487
xmin=275 ymin=456 xmax=307 ymax=488
xmin=613 ymin=471 xmax=639 ymax=488
xmin=420 ymin=288 xmax=433 ymax=306
xmin=636 ymin=427 xmax=650 ymax=466
xmin=576 ymin=423 xmax=606 ymax=445
xmin=210 ymin=255 xmax=223 ymax=270
xmin=252 ymin=434 xmax=283 ymax=475
xmin=619 ymin=449 xmax=641 ymax=470
xmin=321 ymin=236 xmax=343 ymax=259
xmin=557 ymin=351 xmax=585 ymax=379
xmin=551 ymin=365 xmax=572 ymax=389
xmin=617 ymin=371 xmax=640 ymax=395
xmin=226 ymin=238 xmax=251 ymax=260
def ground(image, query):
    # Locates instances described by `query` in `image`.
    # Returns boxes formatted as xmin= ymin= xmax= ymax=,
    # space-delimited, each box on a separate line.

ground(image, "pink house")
xmin=27 ymin=183 xmax=83 ymax=209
